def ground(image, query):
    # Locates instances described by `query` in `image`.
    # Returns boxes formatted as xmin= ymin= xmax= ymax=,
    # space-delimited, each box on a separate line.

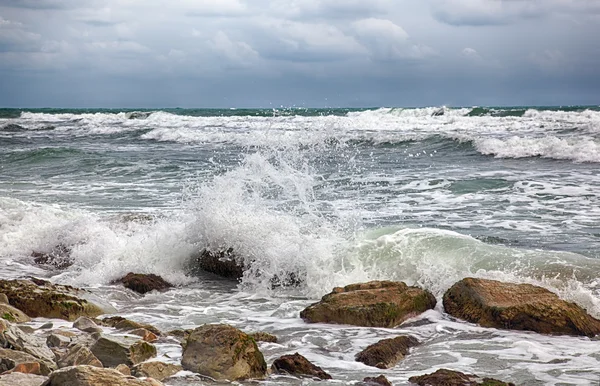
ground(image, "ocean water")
xmin=1 ymin=106 xmax=600 ymax=385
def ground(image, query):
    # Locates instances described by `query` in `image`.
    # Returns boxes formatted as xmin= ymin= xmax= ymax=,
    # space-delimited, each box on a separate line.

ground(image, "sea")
xmin=1 ymin=106 xmax=600 ymax=385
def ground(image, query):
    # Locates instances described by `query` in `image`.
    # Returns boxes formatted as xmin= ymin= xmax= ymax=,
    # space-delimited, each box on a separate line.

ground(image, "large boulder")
xmin=443 ymin=278 xmax=600 ymax=337
xmin=409 ymin=369 xmax=515 ymax=386
xmin=355 ymin=336 xmax=419 ymax=369
xmin=132 ymin=361 xmax=182 ymax=381
xmin=271 ymin=353 xmax=332 ymax=380
xmin=181 ymin=324 xmax=267 ymax=381
xmin=300 ymin=281 xmax=436 ymax=328
xmin=90 ymin=335 xmax=156 ymax=368
xmin=0 ymin=372 xmax=47 ymax=386
xmin=0 ymin=279 xmax=114 ymax=321
xmin=0 ymin=348 xmax=53 ymax=375
xmin=44 ymin=365 xmax=162 ymax=386
xmin=116 ymin=273 xmax=172 ymax=294
xmin=0 ymin=320 xmax=56 ymax=372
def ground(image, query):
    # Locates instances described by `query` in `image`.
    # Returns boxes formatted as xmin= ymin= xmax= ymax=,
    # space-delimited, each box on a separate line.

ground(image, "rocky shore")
xmin=1 ymin=271 xmax=599 ymax=385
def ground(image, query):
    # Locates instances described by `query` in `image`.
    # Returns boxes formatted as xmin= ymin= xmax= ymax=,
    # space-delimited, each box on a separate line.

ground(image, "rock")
xmin=0 ymin=348 xmax=53 ymax=375
xmin=132 ymin=361 xmax=182 ymax=381
xmin=271 ymin=353 xmax=331 ymax=380
xmin=443 ymin=277 xmax=600 ymax=337
xmin=355 ymin=336 xmax=419 ymax=369
xmin=0 ymin=279 xmax=113 ymax=321
xmin=45 ymin=365 xmax=163 ymax=385
xmin=57 ymin=344 xmax=102 ymax=368
xmin=115 ymin=364 xmax=131 ymax=376
xmin=248 ymin=331 xmax=277 ymax=343
xmin=90 ymin=335 xmax=156 ymax=368
xmin=127 ymin=328 xmax=158 ymax=343
xmin=0 ymin=304 xmax=31 ymax=323
xmin=73 ymin=317 xmax=102 ymax=333
xmin=192 ymin=248 xmax=244 ymax=280
xmin=116 ymin=273 xmax=172 ymax=294
xmin=31 ymin=244 xmax=73 ymax=269
xmin=361 ymin=375 xmax=393 ymax=386
xmin=38 ymin=323 xmax=53 ymax=330
xmin=409 ymin=369 xmax=515 ymax=386
xmin=1 ymin=124 xmax=26 ymax=132
xmin=0 ymin=294 xmax=7 ymax=304
xmin=0 ymin=320 xmax=56 ymax=372
xmin=46 ymin=334 xmax=72 ymax=349
xmin=167 ymin=329 xmax=190 ymax=343
xmin=9 ymin=362 xmax=42 ymax=375
xmin=300 ymin=281 xmax=436 ymax=328
xmin=181 ymin=324 xmax=267 ymax=381
xmin=432 ymin=108 xmax=445 ymax=117
xmin=98 ymin=317 xmax=161 ymax=336
xmin=0 ymin=372 xmax=47 ymax=386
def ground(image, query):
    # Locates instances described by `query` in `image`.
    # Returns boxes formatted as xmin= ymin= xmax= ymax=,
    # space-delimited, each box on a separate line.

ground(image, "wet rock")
xmin=1 ymin=124 xmax=26 ymax=132
xmin=99 ymin=316 xmax=161 ymax=336
xmin=132 ymin=361 xmax=182 ymax=381
xmin=0 ymin=320 xmax=56 ymax=372
xmin=90 ymin=335 xmax=156 ymax=368
xmin=193 ymin=249 xmax=244 ymax=280
xmin=431 ymin=108 xmax=445 ymax=117
xmin=0 ymin=278 xmax=113 ymax=321
xmin=443 ymin=277 xmax=600 ymax=337
xmin=355 ymin=336 xmax=419 ymax=369
xmin=116 ymin=273 xmax=173 ymax=294
xmin=31 ymin=244 xmax=73 ymax=270
xmin=0 ymin=372 xmax=47 ymax=386
xmin=271 ymin=353 xmax=332 ymax=380
xmin=166 ymin=329 xmax=190 ymax=345
xmin=38 ymin=323 xmax=53 ymax=330
xmin=248 ymin=331 xmax=278 ymax=343
xmin=115 ymin=364 xmax=131 ymax=376
xmin=73 ymin=317 xmax=102 ymax=333
xmin=57 ymin=344 xmax=102 ymax=368
xmin=45 ymin=365 xmax=163 ymax=385
xmin=0 ymin=348 xmax=52 ymax=375
xmin=0 ymin=303 xmax=31 ymax=323
xmin=360 ymin=375 xmax=393 ymax=386
xmin=409 ymin=369 xmax=515 ymax=386
xmin=181 ymin=324 xmax=267 ymax=381
xmin=127 ymin=328 xmax=158 ymax=343
xmin=300 ymin=281 xmax=436 ymax=328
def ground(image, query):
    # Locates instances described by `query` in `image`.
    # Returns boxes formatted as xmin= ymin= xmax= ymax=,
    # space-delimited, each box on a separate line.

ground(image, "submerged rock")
xmin=31 ymin=244 xmax=73 ymax=269
xmin=355 ymin=336 xmax=419 ymax=369
xmin=443 ymin=277 xmax=600 ymax=337
xmin=116 ymin=273 xmax=173 ymax=294
xmin=0 ymin=278 xmax=112 ymax=321
xmin=409 ymin=369 xmax=515 ymax=386
xmin=132 ymin=361 xmax=182 ymax=381
xmin=181 ymin=324 xmax=267 ymax=381
xmin=271 ymin=353 xmax=332 ymax=380
xmin=248 ymin=331 xmax=278 ymax=343
xmin=300 ymin=281 xmax=436 ymax=328
xmin=0 ymin=372 xmax=47 ymax=386
xmin=360 ymin=375 xmax=392 ymax=386
xmin=45 ymin=365 xmax=162 ymax=386
xmin=90 ymin=335 xmax=156 ymax=368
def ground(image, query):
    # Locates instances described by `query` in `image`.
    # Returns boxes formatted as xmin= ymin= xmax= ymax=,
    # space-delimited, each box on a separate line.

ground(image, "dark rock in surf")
xmin=355 ymin=336 xmax=419 ymax=369
xmin=32 ymin=244 xmax=73 ymax=269
xmin=1 ymin=124 xmax=26 ymax=132
xmin=126 ymin=111 xmax=152 ymax=119
xmin=116 ymin=273 xmax=173 ymax=294
xmin=409 ymin=369 xmax=515 ymax=386
xmin=443 ymin=277 xmax=600 ymax=337
xmin=193 ymin=249 xmax=244 ymax=280
xmin=0 ymin=279 xmax=111 ymax=321
xmin=271 ymin=353 xmax=332 ymax=380
xmin=248 ymin=331 xmax=277 ymax=343
xmin=360 ymin=375 xmax=392 ymax=386
xmin=431 ymin=108 xmax=445 ymax=116
xmin=181 ymin=324 xmax=267 ymax=381
xmin=300 ymin=281 xmax=436 ymax=328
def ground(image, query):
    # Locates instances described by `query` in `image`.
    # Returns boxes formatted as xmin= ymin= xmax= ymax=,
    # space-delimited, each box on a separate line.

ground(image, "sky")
xmin=0 ymin=0 xmax=599 ymax=108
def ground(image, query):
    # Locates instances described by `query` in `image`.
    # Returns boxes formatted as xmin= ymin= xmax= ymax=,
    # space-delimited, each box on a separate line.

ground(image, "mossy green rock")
xmin=0 ymin=279 xmax=113 ymax=321
xmin=0 ymin=303 xmax=30 ymax=323
xmin=300 ymin=281 xmax=436 ymax=328
xmin=181 ymin=324 xmax=267 ymax=381
xmin=443 ymin=277 xmax=600 ymax=337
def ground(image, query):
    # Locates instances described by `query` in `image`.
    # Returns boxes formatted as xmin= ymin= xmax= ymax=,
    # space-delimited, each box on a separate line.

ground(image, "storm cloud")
xmin=0 ymin=0 xmax=598 ymax=107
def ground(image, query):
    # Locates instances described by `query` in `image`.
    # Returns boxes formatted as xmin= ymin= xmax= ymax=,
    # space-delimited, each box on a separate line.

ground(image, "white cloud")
xmin=210 ymin=31 xmax=260 ymax=66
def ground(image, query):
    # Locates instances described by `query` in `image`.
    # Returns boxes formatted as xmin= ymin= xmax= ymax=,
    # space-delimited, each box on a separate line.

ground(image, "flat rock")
xmin=443 ymin=277 xmax=600 ymax=336
xmin=45 ymin=365 xmax=163 ymax=386
xmin=0 ymin=372 xmax=47 ymax=386
xmin=0 ymin=278 xmax=114 ymax=321
xmin=271 ymin=353 xmax=332 ymax=380
xmin=99 ymin=316 xmax=161 ymax=336
xmin=409 ymin=369 xmax=515 ymax=386
xmin=90 ymin=335 xmax=156 ymax=367
xmin=0 ymin=320 xmax=56 ymax=372
xmin=116 ymin=273 xmax=172 ymax=294
xmin=300 ymin=281 xmax=436 ymax=328
xmin=57 ymin=344 xmax=102 ymax=368
xmin=132 ymin=361 xmax=182 ymax=381
xmin=181 ymin=324 xmax=267 ymax=381
xmin=0 ymin=303 xmax=31 ymax=323
xmin=0 ymin=348 xmax=52 ymax=375
xmin=355 ymin=336 xmax=419 ymax=369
